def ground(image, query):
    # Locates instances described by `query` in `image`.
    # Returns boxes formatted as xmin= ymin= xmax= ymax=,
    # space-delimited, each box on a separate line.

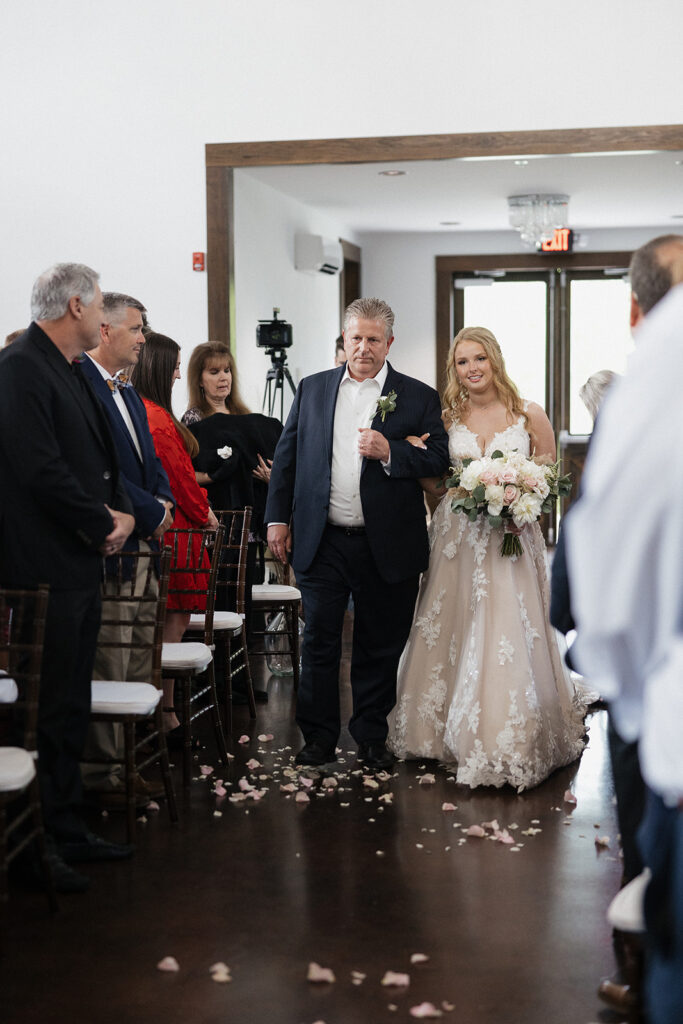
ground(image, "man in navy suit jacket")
xmin=266 ymin=298 xmax=449 ymax=769
xmin=80 ymin=293 xmax=174 ymax=797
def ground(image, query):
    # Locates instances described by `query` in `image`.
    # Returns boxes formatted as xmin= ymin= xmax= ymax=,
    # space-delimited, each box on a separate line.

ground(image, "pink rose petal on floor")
xmin=214 ymin=784 xmax=227 ymax=798
xmin=238 ymin=735 xmax=250 ymax=744
xmin=156 ymin=956 xmax=180 ymax=972
xmin=322 ymin=777 xmax=338 ymax=789
xmin=146 ymin=800 xmax=160 ymax=812
xmin=257 ymin=733 xmax=274 ymax=742
xmin=280 ymin=783 xmax=297 ymax=793
xmin=481 ymin=819 xmax=499 ymax=831
xmin=295 ymin=791 xmax=311 ymax=803
xmin=226 ymin=752 xmax=235 ymax=761
xmin=378 ymin=793 xmax=393 ymax=804
xmin=595 ymin=835 xmax=610 ymax=847
xmin=410 ymin=1003 xmax=443 ymax=1019
xmin=381 ymin=971 xmax=410 ymax=987
xmin=228 ymin=793 xmax=247 ymax=803
xmin=466 ymin=825 xmax=486 ymax=837
xmin=351 ymin=970 xmax=366 ymax=985
xmin=375 ymin=770 xmax=393 ymax=782
xmin=299 ymin=776 xmax=315 ymax=788
xmin=442 ymin=1001 xmax=455 ymax=1011
xmin=564 ymin=789 xmax=577 ymax=805
xmin=246 ymin=758 xmax=261 ymax=770
xmin=494 ymin=829 xmax=515 ymax=845
xmin=418 ymin=773 xmax=436 ymax=785
xmin=199 ymin=765 xmax=214 ymax=776
xmin=307 ymin=962 xmax=336 ymax=983
xmin=209 ymin=962 xmax=232 ymax=983
xmin=410 ymin=953 xmax=429 ymax=964
xmin=238 ymin=778 xmax=255 ymax=792
xmin=363 ymin=777 xmax=379 ymax=789
xmin=441 ymin=803 xmax=457 ymax=812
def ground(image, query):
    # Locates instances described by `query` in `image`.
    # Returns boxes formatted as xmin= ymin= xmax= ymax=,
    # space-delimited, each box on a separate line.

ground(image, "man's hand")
xmin=100 ymin=507 xmax=136 ymax=556
xmin=152 ymin=501 xmax=174 ymax=540
xmin=358 ymin=428 xmax=390 ymax=462
xmin=267 ymin=524 xmax=292 ymax=564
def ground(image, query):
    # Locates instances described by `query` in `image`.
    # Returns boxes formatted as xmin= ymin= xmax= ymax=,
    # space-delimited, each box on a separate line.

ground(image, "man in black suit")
xmin=0 ymin=263 xmax=136 ymax=891
xmin=266 ymin=298 xmax=449 ymax=769
xmin=80 ymin=293 xmax=174 ymax=799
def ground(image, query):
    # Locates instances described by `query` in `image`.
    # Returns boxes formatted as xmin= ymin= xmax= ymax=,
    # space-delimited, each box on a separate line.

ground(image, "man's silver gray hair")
xmin=343 ymin=297 xmax=395 ymax=340
xmin=579 ymin=369 xmax=618 ymax=423
xmin=30 ymin=263 xmax=99 ymax=321
xmin=629 ymin=234 xmax=683 ymax=316
xmin=102 ymin=292 xmax=148 ymax=327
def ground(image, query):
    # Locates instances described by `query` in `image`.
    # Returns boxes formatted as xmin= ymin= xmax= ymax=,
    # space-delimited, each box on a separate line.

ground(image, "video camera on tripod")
xmin=258 ymin=308 xmax=296 ymax=420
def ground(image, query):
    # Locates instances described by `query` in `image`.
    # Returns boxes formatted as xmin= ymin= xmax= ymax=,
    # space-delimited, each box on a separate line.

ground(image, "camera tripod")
xmin=262 ymin=349 xmax=296 ymax=421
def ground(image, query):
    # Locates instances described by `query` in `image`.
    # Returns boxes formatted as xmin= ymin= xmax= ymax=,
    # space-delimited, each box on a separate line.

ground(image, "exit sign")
xmin=540 ymin=228 xmax=573 ymax=252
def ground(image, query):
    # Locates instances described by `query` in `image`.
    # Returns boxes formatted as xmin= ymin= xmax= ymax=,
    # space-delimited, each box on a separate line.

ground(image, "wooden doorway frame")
xmin=205 ymin=124 xmax=683 ymax=346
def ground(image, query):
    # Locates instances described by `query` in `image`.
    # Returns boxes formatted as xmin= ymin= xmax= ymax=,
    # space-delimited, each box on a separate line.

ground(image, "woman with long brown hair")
xmin=131 ymin=333 xmax=218 ymax=733
xmin=388 ymin=326 xmax=590 ymax=790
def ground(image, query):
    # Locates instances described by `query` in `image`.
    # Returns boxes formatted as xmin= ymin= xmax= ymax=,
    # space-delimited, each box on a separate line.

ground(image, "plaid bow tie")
xmin=107 ymin=374 xmax=129 ymax=393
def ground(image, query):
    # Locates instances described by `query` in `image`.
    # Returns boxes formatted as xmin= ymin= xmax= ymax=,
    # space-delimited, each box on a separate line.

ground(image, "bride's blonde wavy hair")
xmin=443 ymin=326 xmax=527 ymax=429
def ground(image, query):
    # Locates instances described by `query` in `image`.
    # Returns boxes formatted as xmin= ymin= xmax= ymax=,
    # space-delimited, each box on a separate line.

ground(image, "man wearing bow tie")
xmin=266 ymin=298 xmax=449 ymax=769
xmin=80 ymin=293 xmax=174 ymax=799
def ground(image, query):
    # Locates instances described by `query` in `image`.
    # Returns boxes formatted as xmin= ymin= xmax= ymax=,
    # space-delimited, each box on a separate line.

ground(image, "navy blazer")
xmin=0 ymin=324 xmax=132 ymax=589
xmin=265 ymin=361 xmax=449 ymax=584
xmin=80 ymin=356 xmax=174 ymax=544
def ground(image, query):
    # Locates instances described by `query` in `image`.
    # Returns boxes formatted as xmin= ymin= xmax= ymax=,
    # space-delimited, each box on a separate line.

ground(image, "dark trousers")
xmin=295 ymin=525 xmax=419 ymax=749
xmin=608 ymin=716 xmax=646 ymax=882
xmin=38 ymin=587 xmax=102 ymax=841
xmin=640 ymin=791 xmax=683 ymax=1024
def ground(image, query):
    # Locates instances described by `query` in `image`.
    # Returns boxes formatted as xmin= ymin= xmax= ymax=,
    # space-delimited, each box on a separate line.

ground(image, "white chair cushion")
xmin=252 ymin=584 xmax=301 ymax=601
xmin=0 ymin=676 xmax=18 ymax=703
xmin=91 ymin=681 xmax=162 ymax=716
xmin=0 ymin=747 xmax=36 ymax=792
xmin=162 ymin=641 xmax=213 ymax=673
xmin=607 ymin=868 xmax=650 ymax=933
xmin=186 ymin=611 xmax=243 ymax=632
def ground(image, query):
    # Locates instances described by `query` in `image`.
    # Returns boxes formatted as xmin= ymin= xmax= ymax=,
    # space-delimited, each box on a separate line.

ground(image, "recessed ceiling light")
xmin=378 ymin=169 xmax=406 ymax=176
xmin=514 ymin=159 xmax=529 ymax=167
xmin=671 ymin=214 xmax=683 ymax=219
xmin=676 ymin=160 xmax=683 ymax=166
xmin=440 ymin=221 xmax=461 ymax=226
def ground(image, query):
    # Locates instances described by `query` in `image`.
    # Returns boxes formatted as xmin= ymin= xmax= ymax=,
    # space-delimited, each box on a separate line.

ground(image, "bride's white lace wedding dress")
xmin=387 ymin=411 xmax=589 ymax=791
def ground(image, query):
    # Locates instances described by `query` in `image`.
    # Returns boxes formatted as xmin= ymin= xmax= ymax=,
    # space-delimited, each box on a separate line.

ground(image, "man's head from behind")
xmin=97 ymin=292 xmax=147 ymax=373
xmin=30 ymin=263 xmax=103 ymax=351
xmin=629 ymin=234 xmax=683 ymax=328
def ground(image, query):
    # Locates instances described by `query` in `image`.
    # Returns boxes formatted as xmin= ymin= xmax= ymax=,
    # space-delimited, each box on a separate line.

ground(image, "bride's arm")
xmin=526 ymin=402 xmax=556 ymax=460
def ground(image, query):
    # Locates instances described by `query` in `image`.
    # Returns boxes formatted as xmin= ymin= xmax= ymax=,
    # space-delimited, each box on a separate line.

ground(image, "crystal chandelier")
xmin=507 ymin=193 xmax=569 ymax=247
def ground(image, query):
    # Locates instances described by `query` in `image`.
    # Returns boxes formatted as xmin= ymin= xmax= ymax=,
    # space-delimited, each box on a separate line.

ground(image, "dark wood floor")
xmin=4 ymin=620 xmax=626 ymax=1024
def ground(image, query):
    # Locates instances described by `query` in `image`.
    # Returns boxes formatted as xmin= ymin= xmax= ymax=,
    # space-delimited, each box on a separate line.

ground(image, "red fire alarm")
xmin=192 ymin=252 xmax=205 ymax=272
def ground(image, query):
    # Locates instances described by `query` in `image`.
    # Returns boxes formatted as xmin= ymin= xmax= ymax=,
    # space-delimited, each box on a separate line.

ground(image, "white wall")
xmin=357 ymin=226 xmax=669 ymax=387
xmin=2 ymin=0 xmax=682 ymax=405
xmin=234 ymin=171 xmax=357 ymax=418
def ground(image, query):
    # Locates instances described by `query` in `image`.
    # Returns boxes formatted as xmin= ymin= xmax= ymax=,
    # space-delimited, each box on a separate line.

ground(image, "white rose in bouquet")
xmin=511 ymin=492 xmax=543 ymax=527
xmin=484 ymin=484 xmax=504 ymax=516
xmin=459 ymin=459 xmax=484 ymax=492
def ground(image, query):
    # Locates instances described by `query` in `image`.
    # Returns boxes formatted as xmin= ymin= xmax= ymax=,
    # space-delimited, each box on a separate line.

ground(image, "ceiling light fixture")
xmin=507 ymin=193 xmax=569 ymax=247
xmin=378 ymin=169 xmax=406 ymax=176
xmin=440 ymin=220 xmax=461 ymax=226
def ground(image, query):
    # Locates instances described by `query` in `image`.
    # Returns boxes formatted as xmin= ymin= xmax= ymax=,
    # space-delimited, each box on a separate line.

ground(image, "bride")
xmin=387 ymin=326 xmax=588 ymax=791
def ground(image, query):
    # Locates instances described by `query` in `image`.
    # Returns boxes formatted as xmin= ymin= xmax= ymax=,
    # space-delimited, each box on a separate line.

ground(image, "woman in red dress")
xmin=131 ymin=332 xmax=218 ymax=732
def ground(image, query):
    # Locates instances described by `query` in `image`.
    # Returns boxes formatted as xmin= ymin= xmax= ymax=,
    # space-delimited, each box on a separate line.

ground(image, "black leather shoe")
xmin=357 ymin=741 xmax=394 ymax=770
xmin=14 ymin=848 xmax=90 ymax=894
xmin=58 ymin=831 xmax=135 ymax=864
xmin=45 ymin=850 xmax=90 ymax=892
xmin=295 ymin=742 xmax=337 ymax=766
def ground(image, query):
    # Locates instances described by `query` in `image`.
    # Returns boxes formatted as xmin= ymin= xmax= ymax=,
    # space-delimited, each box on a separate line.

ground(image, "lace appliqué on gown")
xmin=387 ymin=413 xmax=589 ymax=791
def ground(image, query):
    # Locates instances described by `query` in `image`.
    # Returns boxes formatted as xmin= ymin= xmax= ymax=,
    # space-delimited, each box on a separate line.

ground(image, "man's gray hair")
xmin=343 ymin=297 xmax=395 ymax=339
xmin=30 ymin=263 xmax=99 ymax=321
xmin=629 ymin=234 xmax=683 ymax=316
xmin=102 ymin=292 xmax=148 ymax=328
xmin=579 ymin=369 xmax=618 ymax=423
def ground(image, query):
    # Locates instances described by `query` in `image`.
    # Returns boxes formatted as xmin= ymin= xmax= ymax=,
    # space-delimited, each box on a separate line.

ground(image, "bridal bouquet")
xmin=447 ymin=449 xmax=571 ymax=557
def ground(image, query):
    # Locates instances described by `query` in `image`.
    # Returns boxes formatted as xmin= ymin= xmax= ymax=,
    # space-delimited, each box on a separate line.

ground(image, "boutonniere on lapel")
xmin=375 ymin=389 xmax=397 ymax=423
xmin=217 ymin=446 xmax=233 ymax=460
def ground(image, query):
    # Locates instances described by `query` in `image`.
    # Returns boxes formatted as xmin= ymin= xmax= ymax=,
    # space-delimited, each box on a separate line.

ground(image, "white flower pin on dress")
xmin=217 ymin=446 xmax=233 ymax=459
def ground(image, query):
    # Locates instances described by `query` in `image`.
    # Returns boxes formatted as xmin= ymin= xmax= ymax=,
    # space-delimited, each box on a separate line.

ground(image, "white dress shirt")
xmin=567 ymin=284 xmax=683 ymax=803
xmin=85 ymin=354 xmax=142 ymax=460
xmin=327 ymin=361 xmax=390 ymax=527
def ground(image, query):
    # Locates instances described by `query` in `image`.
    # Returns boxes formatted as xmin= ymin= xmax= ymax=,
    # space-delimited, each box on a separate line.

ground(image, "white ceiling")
xmin=242 ymin=150 xmax=683 ymax=234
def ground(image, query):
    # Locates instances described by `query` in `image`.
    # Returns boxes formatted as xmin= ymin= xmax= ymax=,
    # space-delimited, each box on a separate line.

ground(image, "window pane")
xmin=463 ymin=281 xmax=547 ymax=410
xmin=569 ymin=278 xmax=634 ymax=434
